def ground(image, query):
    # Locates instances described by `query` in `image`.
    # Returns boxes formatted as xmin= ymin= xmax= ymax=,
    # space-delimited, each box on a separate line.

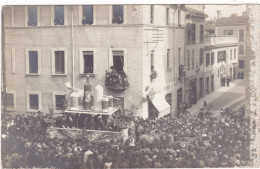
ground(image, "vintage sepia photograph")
xmin=1 ymin=2 xmax=260 ymax=168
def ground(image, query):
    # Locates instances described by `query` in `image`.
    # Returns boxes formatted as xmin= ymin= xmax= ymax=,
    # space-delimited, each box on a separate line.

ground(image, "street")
xmin=188 ymin=79 xmax=245 ymax=117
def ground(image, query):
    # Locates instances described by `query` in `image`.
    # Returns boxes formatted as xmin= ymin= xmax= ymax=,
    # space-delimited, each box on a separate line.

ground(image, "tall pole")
xmin=71 ymin=7 xmax=75 ymax=88
xmin=2 ymin=10 xmax=6 ymax=113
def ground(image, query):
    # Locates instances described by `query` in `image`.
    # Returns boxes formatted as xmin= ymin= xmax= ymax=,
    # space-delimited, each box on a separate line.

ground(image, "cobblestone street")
xmin=188 ymin=79 xmax=245 ymax=117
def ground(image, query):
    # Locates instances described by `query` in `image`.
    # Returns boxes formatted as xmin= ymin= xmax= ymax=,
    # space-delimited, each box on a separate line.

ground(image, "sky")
xmin=204 ymin=5 xmax=246 ymax=20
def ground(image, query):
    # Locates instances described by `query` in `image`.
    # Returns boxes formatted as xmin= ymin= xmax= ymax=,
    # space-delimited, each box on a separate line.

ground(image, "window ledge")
xmin=27 ymin=109 xmax=41 ymax=113
xmin=52 ymin=74 xmax=67 ymax=76
xmin=79 ymin=73 xmax=95 ymax=78
xmin=26 ymin=74 xmax=40 ymax=76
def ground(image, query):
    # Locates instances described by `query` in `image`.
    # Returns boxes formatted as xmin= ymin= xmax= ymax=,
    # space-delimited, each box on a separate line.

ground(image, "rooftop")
xmin=185 ymin=7 xmax=208 ymax=18
xmin=215 ymin=14 xmax=248 ymax=26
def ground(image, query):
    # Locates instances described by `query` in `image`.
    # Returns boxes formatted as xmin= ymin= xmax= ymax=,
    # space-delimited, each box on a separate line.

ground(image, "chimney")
xmin=217 ymin=10 xmax=221 ymax=19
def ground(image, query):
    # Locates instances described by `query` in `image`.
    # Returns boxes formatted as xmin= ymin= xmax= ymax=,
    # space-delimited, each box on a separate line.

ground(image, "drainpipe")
xmin=173 ymin=5 xmax=181 ymax=84
xmin=71 ymin=8 xmax=75 ymax=88
xmin=2 ymin=11 xmax=6 ymax=113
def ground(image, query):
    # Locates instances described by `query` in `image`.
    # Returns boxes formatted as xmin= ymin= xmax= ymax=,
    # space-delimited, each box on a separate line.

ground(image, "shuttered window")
xmin=55 ymin=51 xmax=65 ymax=74
xmin=29 ymin=51 xmax=38 ymax=73
xmin=29 ymin=94 xmax=39 ymax=109
xmin=83 ymin=51 xmax=94 ymax=73
xmin=28 ymin=6 xmax=37 ymax=26
xmin=113 ymin=51 xmax=124 ymax=72
xmin=54 ymin=5 xmax=64 ymax=25
xmin=55 ymin=95 xmax=65 ymax=110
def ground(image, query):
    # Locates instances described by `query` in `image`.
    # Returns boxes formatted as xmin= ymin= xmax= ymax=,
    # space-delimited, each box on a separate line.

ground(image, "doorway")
xmin=199 ymin=77 xmax=203 ymax=98
xmin=211 ymin=75 xmax=214 ymax=91
xmin=190 ymin=80 xmax=197 ymax=105
xmin=206 ymin=76 xmax=209 ymax=93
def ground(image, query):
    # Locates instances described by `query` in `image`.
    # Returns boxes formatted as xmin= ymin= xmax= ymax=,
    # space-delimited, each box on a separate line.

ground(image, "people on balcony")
xmin=105 ymin=66 xmax=129 ymax=91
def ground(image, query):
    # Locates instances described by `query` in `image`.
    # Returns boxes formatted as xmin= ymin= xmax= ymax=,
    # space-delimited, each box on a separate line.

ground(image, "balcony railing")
xmin=105 ymin=70 xmax=129 ymax=91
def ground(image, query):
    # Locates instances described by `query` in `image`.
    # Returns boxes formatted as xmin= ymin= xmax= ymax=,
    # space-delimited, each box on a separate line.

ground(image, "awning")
xmin=149 ymin=92 xmax=171 ymax=118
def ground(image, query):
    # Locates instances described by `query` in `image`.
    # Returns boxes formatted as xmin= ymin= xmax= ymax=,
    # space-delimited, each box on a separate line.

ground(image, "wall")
xmin=204 ymin=45 xmax=238 ymax=91
xmin=3 ymin=5 xmax=145 ymax=115
xmin=3 ymin=4 xmax=184 ymax=118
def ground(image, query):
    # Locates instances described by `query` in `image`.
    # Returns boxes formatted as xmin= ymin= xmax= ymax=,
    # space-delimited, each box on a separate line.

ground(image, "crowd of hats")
xmin=52 ymin=111 xmax=133 ymax=131
xmin=1 ymin=107 xmax=251 ymax=168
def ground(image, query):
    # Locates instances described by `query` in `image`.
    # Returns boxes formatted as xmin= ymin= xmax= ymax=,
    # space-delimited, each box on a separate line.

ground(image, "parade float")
xmin=47 ymin=74 xmax=132 ymax=142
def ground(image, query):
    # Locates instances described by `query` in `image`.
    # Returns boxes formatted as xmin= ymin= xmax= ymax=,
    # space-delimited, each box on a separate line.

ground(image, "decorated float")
xmin=47 ymin=74 xmax=131 ymax=142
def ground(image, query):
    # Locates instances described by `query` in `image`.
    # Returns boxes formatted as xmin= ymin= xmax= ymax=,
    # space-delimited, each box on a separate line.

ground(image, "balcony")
xmin=105 ymin=70 xmax=129 ymax=91
xmin=204 ymin=36 xmax=238 ymax=46
xmin=178 ymin=64 xmax=186 ymax=79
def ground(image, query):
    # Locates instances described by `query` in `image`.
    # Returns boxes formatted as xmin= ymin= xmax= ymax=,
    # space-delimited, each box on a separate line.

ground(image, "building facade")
xmin=215 ymin=13 xmax=248 ymax=79
xmin=2 ymin=5 xmax=191 ymax=118
xmin=183 ymin=6 xmax=208 ymax=107
xmin=204 ymin=35 xmax=238 ymax=92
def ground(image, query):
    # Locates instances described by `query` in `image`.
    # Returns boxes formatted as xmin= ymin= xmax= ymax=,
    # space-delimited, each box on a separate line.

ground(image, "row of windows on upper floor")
xmin=9 ymin=5 xmax=183 ymax=27
xmin=186 ymin=47 xmax=238 ymax=70
xmin=18 ymin=49 xmax=127 ymax=76
xmin=223 ymin=29 xmax=245 ymax=42
xmin=3 ymin=91 xmax=125 ymax=113
xmin=11 ymin=48 xmax=179 ymax=77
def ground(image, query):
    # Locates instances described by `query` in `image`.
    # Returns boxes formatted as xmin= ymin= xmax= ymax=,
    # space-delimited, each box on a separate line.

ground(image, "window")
xmin=186 ymin=24 xmax=196 ymax=44
xmin=29 ymin=94 xmax=39 ymax=110
xmin=55 ymin=95 xmax=65 ymax=110
xmin=26 ymin=49 xmax=41 ymax=75
xmin=224 ymin=30 xmax=233 ymax=35
xmin=114 ymin=97 xmax=124 ymax=108
xmin=199 ymin=48 xmax=204 ymax=65
xmin=112 ymin=5 xmax=123 ymax=24
xmin=178 ymin=10 xmax=181 ymax=26
xmin=239 ymin=60 xmax=245 ymax=68
xmin=230 ymin=49 xmax=232 ymax=60
xmin=29 ymin=51 xmax=38 ymax=73
xmin=28 ymin=6 xmax=37 ymax=26
xmin=187 ymin=50 xmax=190 ymax=70
xmin=82 ymin=5 xmax=93 ymax=25
xmin=27 ymin=91 xmax=41 ymax=112
xmin=206 ymin=53 xmax=210 ymax=67
xmin=166 ymin=8 xmax=169 ymax=25
xmin=234 ymin=48 xmax=236 ymax=59
xmin=217 ymin=51 xmax=226 ymax=63
xmin=83 ymin=51 xmax=93 ymax=73
xmin=55 ymin=51 xmax=65 ymax=74
xmin=211 ymin=52 xmax=214 ymax=65
xmin=54 ymin=5 xmax=64 ymax=25
xmin=239 ymin=45 xmax=244 ymax=55
xmin=167 ymin=49 xmax=170 ymax=69
xmin=113 ymin=51 xmax=124 ymax=72
xmin=3 ymin=93 xmax=14 ymax=108
xmin=191 ymin=49 xmax=195 ymax=69
xmin=200 ymin=25 xmax=204 ymax=43
xmin=239 ymin=29 xmax=244 ymax=41
xmin=150 ymin=5 xmax=154 ymax=24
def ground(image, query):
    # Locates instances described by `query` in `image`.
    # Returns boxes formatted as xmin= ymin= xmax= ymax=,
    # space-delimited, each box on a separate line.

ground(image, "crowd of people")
xmin=2 ymin=106 xmax=251 ymax=168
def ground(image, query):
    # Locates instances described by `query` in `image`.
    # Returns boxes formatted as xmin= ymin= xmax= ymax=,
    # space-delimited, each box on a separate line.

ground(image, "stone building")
xmin=2 ymin=5 xmax=191 ymax=118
